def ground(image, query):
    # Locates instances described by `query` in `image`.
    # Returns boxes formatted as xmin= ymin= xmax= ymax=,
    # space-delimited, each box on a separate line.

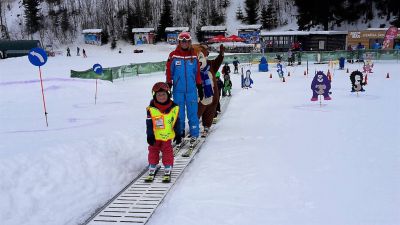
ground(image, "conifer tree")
xmin=210 ymin=6 xmax=224 ymax=25
xmin=156 ymin=0 xmax=173 ymax=41
xmin=261 ymin=1 xmax=278 ymax=30
xmin=60 ymin=9 xmax=70 ymax=32
xmin=236 ymin=5 xmax=245 ymax=21
xmin=196 ymin=8 xmax=208 ymax=42
xmin=244 ymin=0 xmax=259 ymax=24
xmin=23 ymin=0 xmax=42 ymax=35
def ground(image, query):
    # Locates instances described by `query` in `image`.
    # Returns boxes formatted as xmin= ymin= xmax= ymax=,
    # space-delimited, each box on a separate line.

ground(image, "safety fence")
xmin=70 ymin=50 xmax=399 ymax=81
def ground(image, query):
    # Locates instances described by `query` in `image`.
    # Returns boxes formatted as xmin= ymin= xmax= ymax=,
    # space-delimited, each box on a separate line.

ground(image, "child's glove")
xmin=147 ymin=135 xmax=155 ymax=146
xmin=197 ymin=84 xmax=204 ymax=100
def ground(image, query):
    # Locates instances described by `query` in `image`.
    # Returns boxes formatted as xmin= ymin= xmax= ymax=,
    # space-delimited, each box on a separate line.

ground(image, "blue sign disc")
xmin=93 ymin=64 xmax=103 ymax=75
xmin=28 ymin=48 xmax=48 ymax=67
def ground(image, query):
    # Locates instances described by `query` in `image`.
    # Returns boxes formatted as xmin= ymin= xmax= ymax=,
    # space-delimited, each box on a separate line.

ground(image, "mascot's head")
xmin=192 ymin=44 xmax=209 ymax=70
xmin=350 ymin=70 xmax=363 ymax=84
xmin=315 ymin=71 xmax=327 ymax=83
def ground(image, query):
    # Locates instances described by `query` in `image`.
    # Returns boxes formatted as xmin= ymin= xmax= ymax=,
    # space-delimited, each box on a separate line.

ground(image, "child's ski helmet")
xmin=152 ymin=82 xmax=171 ymax=97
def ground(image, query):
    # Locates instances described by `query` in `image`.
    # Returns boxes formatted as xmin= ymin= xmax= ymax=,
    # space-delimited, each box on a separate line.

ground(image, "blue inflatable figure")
xmin=242 ymin=69 xmax=254 ymax=88
xmin=339 ymin=57 xmax=345 ymax=70
xmin=258 ymin=56 xmax=269 ymax=72
xmin=311 ymin=71 xmax=332 ymax=101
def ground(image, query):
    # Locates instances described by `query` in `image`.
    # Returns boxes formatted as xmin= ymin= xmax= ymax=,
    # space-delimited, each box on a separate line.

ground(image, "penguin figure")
xmin=243 ymin=69 xmax=254 ymax=88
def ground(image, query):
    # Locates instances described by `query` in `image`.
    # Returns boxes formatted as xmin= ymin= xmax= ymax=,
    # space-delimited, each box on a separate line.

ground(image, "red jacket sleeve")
xmin=166 ymin=52 xmax=174 ymax=84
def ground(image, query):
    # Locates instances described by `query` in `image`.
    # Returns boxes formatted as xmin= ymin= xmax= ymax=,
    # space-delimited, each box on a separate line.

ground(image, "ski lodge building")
xmin=237 ymin=24 xmax=262 ymax=45
xmin=165 ymin=27 xmax=189 ymax=44
xmin=347 ymin=28 xmax=400 ymax=49
xmin=132 ymin=28 xmax=155 ymax=45
xmin=82 ymin=29 xmax=103 ymax=46
xmin=199 ymin=26 xmax=227 ymax=43
xmin=260 ymin=30 xmax=347 ymax=52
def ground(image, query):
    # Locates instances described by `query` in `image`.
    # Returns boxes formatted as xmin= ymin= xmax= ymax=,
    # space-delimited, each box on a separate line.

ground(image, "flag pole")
xmin=95 ymin=78 xmax=98 ymax=104
xmin=38 ymin=66 xmax=49 ymax=126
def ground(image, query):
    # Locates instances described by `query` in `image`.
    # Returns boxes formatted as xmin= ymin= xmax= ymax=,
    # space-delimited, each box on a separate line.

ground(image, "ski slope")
xmin=0 ymin=45 xmax=399 ymax=225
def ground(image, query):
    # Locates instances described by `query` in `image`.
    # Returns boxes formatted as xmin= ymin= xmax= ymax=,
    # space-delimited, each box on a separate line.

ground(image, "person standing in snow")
xmin=66 ymin=47 xmax=71 ymax=57
xmin=222 ymin=62 xmax=231 ymax=77
xmin=216 ymin=71 xmax=224 ymax=98
xmin=221 ymin=63 xmax=232 ymax=96
xmin=146 ymin=82 xmax=181 ymax=182
xmin=372 ymin=40 xmax=381 ymax=50
xmin=233 ymin=57 xmax=240 ymax=74
xmin=77 ymin=47 xmax=80 ymax=56
xmin=82 ymin=49 xmax=87 ymax=58
xmin=165 ymin=32 xmax=203 ymax=147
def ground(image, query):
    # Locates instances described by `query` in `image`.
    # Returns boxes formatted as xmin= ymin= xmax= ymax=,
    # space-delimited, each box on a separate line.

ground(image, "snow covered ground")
xmin=0 ymin=44 xmax=399 ymax=225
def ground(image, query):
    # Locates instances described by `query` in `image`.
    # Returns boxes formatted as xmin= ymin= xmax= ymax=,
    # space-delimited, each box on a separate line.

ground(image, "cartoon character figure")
xmin=363 ymin=62 xmax=373 ymax=73
xmin=350 ymin=70 xmax=366 ymax=92
xmin=311 ymin=71 xmax=332 ymax=101
xmin=243 ymin=69 xmax=254 ymax=88
xmin=277 ymin=60 xmax=284 ymax=78
xmin=192 ymin=44 xmax=224 ymax=136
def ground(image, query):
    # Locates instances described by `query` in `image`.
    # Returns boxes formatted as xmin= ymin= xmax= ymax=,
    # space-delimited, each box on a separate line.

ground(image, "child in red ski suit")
xmin=146 ymin=82 xmax=181 ymax=177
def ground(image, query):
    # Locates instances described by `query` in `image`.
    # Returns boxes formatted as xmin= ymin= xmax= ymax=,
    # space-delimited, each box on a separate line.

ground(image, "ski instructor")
xmin=166 ymin=31 xmax=203 ymax=146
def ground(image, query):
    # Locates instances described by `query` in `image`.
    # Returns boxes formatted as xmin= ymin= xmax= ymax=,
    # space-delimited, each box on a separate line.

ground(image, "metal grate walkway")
xmin=85 ymin=97 xmax=230 ymax=224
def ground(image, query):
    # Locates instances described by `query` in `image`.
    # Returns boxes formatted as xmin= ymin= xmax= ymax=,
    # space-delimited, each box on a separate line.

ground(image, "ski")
xmin=173 ymin=139 xmax=188 ymax=156
xmin=144 ymin=165 xmax=161 ymax=182
xmin=181 ymin=139 xmax=201 ymax=157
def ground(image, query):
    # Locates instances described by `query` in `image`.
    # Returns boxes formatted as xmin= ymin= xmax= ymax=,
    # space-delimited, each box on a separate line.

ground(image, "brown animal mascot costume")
xmin=192 ymin=44 xmax=224 ymax=136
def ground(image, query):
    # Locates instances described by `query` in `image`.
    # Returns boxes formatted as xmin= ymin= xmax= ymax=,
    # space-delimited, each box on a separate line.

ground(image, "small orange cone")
xmin=386 ymin=73 xmax=390 ymax=78
xmin=364 ymin=74 xmax=368 ymax=85
xmin=270 ymin=73 xmax=272 ymax=78
xmin=288 ymin=72 xmax=291 ymax=76
xmin=346 ymin=68 xmax=349 ymax=73
xmin=282 ymin=77 xmax=286 ymax=82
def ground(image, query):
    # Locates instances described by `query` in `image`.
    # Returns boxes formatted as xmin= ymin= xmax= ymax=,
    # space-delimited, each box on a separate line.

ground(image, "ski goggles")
xmin=178 ymin=32 xmax=192 ymax=42
xmin=152 ymin=82 xmax=170 ymax=95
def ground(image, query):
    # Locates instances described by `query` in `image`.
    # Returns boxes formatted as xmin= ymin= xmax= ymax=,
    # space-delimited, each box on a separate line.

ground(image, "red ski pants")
xmin=148 ymin=140 xmax=174 ymax=166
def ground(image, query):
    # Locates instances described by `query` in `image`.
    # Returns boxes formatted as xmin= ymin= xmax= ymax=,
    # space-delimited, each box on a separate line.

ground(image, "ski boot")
xmin=182 ymin=137 xmax=198 ymax=157
xmin=144 ymin=164 xmax=157 ymax=182
xmin=162 ymin=165 xmax=172 ymax=183
xmin=201 ymin=127 xmax=210 ymax=138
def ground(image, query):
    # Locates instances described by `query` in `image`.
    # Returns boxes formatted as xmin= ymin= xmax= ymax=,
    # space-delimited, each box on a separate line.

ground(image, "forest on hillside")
xmin=0 ymin=0 xmax=398 ymax=44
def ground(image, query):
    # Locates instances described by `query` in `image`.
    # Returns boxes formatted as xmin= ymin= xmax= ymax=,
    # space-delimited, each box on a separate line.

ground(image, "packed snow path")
xmin=84 ymin=97 xmax=230 ymax=224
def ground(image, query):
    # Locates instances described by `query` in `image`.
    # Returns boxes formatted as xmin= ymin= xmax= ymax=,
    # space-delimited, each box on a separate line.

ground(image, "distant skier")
xmin=223 ymin=73 xmax=232 ymax=96
xmin=82 ymin=49 xmax=87 ymax=58
xmin=66 ymin=47 xmax=71 ymax=57
xmin=287 ymin=49 xmax=294 ymax=66
xmin=221 ymin=62 xmax=231 ymax=96
xmin=233 ymin=57 xmax=240 ymax=74
xmin=77 ymin=47 xmax=80 ymax=56
xmin=222 ymin=62 xmax=231 ymax=77
xmin=372 ymin=40 xmax=381 ymax=50
xmin=215 ymin=71 xmax=224 ymax=113
xmin=145 ymin=82 xmax=181 ymax=182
